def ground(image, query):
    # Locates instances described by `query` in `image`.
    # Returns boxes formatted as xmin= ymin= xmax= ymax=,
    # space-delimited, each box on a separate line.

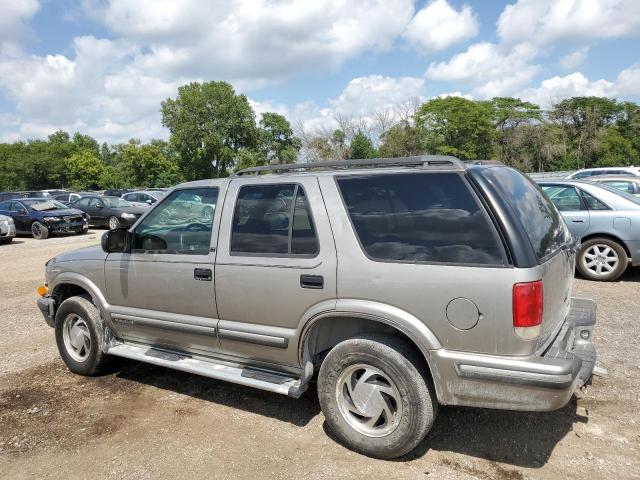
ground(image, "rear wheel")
xmin=31 ymin=221 xmax=49 ymax=239
xmin=108 ymin=216 xmax=120 ymax=230
xmin=577 ymin=237 xmax=627 ymax=281
xmin=318 ymin=334 xmax=437 ymax=459
xmin=55 ymin=295 xmax=108 ymax=375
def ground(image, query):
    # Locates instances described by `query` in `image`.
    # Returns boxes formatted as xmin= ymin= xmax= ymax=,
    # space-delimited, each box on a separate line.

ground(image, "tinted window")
xmin=0 ymin=201 xmax=10 ymax=210
xmin=336 ymin=172 xmax=504 ymax=265
xmin=484 ymin=168 xmax=569 ymax=262
xmin=76 ymin=197 xmax=91 ymax=207
xmin=89 ymin=197 xmax=103 ymax=207
xmin=231 ymin=184 xmax=318 ymax=256
xmin=572 ymin=171 xmax=593 ymax=179
xmin=540 ymin=185 xmax=583 ymax=211
xmin=580 ymin=190 xmax=609 ymax=210
xmin=132 ymin=187 xmax=218 ymax=255
xmin=602 ymin=180 xmax=635 ymax=194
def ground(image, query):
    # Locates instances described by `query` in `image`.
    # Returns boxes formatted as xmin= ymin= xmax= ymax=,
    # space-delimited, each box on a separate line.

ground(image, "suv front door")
xmin=215 ymin=177 xmax=337 ymax=367
xmin=104 ymin=184 xmax=226 ymax=356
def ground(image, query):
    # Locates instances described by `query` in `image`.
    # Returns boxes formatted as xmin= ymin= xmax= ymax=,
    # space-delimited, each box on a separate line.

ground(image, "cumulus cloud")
xmin=559 ymin=46 xmax=590 ymax=70
xmin=403 ymin=0 xmax=478 ymax=53
xmin=498 ymin=0 xmax=640 ymax=45
xmin=425 ymin=42 xmax=540 ymax=97
xmin=519 ymin=64 xmax=640 ymax=108
xmin=0 ymin=0 xmax=39 ymax=45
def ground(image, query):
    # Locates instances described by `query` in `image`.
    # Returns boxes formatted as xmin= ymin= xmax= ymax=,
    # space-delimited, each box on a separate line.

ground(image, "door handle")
xmin=300 ymin=274 xmax=323 ymax=289
xmin=194 ymin=268 xmax=212 ymax=281
xmin=571 ymin=219 xmax=585 ymax=223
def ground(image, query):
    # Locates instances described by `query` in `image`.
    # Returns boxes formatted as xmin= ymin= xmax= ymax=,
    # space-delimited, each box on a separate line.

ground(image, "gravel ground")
xmin=0 ymin=232 xmax=638 ymax=479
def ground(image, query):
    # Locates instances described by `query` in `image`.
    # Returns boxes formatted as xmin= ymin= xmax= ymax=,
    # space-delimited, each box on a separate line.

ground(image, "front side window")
xmin=231 ymin=184 xmax=319 ymax=256
xmin=336 ymin=172 xmax=505 ymax=265
xmin=541 ymin=185 xmax=583 ymax=211
xmin=132 ymin=187 xmax=218 ymax=255
xmin=76 ymin=197 xmax=91 ymax=207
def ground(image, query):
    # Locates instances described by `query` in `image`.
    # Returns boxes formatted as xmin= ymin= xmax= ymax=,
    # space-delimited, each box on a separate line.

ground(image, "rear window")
xmin=483 ymin=167 xmax=569 ymax=261
xmin=336 ymin=172 xmax=505 ymax=265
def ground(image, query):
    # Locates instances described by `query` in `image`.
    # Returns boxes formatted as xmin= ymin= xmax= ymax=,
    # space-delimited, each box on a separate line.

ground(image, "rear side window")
xmin=580 ymin=190 xmax=609 ymax=210
xmin=231 ymin=184 xmax=319 ymax=256
xmin=336 ymin=172 xmax=505 ymax=265
xmin=483 ymin=167 xmax=569 ymax=262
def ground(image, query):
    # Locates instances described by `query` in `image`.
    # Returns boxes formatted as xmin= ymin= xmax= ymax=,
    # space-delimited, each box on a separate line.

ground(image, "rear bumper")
xmin=431 ymin=298 xmax=597 ymax=411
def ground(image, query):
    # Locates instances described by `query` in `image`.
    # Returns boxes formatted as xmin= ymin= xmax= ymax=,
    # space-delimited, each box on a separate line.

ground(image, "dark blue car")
xmin=0 ymin=198 xmax=89 ymax=239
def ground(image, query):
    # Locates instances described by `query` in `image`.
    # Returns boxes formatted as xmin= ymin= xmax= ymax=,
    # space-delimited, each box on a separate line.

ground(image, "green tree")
xmin=378 ymin=121 xmax=425 ymax=158
xmin=119 ymin=140 xmax=182 ymax=188
xmin=161 ymin=81 xmax=258 ymax=179
xmin=349 ymin=131 xmax=376 ymax=159
xmin=64 ymin=150 xmax=104 ymax=190
xmin=415 ymin=97 xmax=495 ymax=159
xmin=258 ymin=112 xmax=300 ymax=164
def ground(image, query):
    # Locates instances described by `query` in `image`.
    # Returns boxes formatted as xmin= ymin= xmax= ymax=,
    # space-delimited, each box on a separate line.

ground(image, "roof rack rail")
xmin=233 ymin=155 xmax=464 ymax=176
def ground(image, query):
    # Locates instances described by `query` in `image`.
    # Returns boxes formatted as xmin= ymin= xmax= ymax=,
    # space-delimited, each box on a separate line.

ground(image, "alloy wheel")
xmin=583 ymin=244 xmax=619 ymax=276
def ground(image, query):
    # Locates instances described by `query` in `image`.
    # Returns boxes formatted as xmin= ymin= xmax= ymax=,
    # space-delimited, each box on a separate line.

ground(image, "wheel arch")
xmin=50 ymin=273 xmax=110 ymax=319
xmin=298 ymin=299 xmax=444 ymax=402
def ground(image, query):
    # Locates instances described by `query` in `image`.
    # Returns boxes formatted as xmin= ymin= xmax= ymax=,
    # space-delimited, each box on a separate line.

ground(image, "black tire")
xmin=31 ymin=221 xmax=49 ymax=239
xmin=577 ymin=237 xmax=628 ymax=281
xmin=108 ymin=216 xmax=120 ymax=230
xmin=54 ymin=295 xmax=109 ymax=376
xmin=0 ymin=237 xmax=13 ymax=244
xmin=318 ymin=334 xmax=437 ymax=459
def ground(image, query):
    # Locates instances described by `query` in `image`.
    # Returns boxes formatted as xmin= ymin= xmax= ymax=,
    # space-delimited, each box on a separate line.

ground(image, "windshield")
xmin=23 ymin=199 xmax=68 ymax=211
xmin=102 ymin=197 xmax=133 ymax=208
xmin=590 ymin=183 xmax=640 ymax=206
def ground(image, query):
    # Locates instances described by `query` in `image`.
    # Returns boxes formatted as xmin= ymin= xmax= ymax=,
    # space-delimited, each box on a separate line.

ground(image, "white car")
xmin=0 ymin=214 xmax=16 ymax=244
xmin=566 ymin=166 xmax=640 ymax=179
xmin=121 ymin=190 xmax=165 ymax=208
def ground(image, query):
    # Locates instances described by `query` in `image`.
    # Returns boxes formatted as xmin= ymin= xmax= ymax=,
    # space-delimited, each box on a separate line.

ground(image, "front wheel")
xmin=577 ymin=237 xmax=628 ymax=281
xmin=318 ymin=334 xmax=437 ymax=459
xmin=31 ymin=221 xmax=49 ymax=239
xmin=108 ymin=216 xmax=120 ymax=230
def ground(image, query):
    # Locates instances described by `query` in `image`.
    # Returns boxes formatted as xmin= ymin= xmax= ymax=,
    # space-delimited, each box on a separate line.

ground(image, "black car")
xmin=70 ymin=195 xmax=146 ymax=229
xmin=53 ymin=191 xmax=93 ymax=205
xmin=103 ymin=188 xmax=132 ymax=197
xmin=0 ymin=198 xmax=88 ymax=239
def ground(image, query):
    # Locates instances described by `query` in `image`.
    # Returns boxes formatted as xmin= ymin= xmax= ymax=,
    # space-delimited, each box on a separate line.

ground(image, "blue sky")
xmin=0 ymin=0 xmax=639 ymax=143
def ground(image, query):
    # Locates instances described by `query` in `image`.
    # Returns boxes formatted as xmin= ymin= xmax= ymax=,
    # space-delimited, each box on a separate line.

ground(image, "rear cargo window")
xmin=483 ymin=167 xmax=569 ymax=262
xmin=336 ymin=172 xmax=505 ymax=265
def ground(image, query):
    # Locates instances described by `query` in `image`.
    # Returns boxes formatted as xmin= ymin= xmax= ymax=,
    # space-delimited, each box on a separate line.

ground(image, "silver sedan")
xmin=0 ymin=214 xmax=16 ymax=244
xmin=539 ymin=180 xmax=640 ymax=281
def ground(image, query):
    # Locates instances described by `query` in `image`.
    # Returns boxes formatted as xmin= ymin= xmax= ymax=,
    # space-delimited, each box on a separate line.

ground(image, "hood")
xmin=38 ymin=208 xmax=85 ymax=216
xmin=120 ymin=206 xmax=146 ymax=215
xmin=54 ymin=245 xmax=107 ymax=263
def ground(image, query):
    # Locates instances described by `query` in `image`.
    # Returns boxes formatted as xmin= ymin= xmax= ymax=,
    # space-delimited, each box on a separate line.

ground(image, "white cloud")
xmin=425 ymin=42 xmax=540 ymax=97
xmin=403 ymin=0 xmax=478 ymax=53
xmin=519 ymin=64 xmax=640 ymax=108
xmin=498 ymin=0 xmax=640 ymax=45
xmin=559 ymin=46 xmax=590 ymax=70
xmin=0 ymin=0 xmax=39 ymax=45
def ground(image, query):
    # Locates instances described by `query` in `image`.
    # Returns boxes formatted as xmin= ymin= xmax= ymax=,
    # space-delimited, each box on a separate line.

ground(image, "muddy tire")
xmin=318 ymin=334 xmax=437 ymax=459
xmin=577 ymin=237 xmax=627 ymax=281
xmin=54 ymin=295 xmax=109 ymax=376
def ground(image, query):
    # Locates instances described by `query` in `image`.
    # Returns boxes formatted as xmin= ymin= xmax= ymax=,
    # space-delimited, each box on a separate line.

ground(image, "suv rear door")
xmin=215 ymin=176 xmax=337 ymax=367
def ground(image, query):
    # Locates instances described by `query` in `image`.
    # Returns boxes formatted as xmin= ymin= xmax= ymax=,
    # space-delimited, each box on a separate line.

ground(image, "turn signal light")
xmin=37 ymin=284 xmax=49 ymax=297
xmin=513 ymin=280 xmax=543 ymax=339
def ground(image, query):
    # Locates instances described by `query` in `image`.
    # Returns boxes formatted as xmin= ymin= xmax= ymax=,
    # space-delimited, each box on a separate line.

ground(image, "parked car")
xmin=53 ymin=191 xmax=93 ymax=205
xmin=155 ymin=190 xmax=216 ymax=224
xmin=0 ymin=214 xmax=16 ymax=244
xmin=587 ymin=175 xmax=640 ymax=196
xmin=0 ymin=192 xmax=21 ymax=202
xmin=0 ymin=191 xmax=53 ymax=201
xmin=539 ymin=180 xmax=640 ymax=281
xmin=121 ymin=190 xmax=165 ymax=207
xmin=0 ymin=198 xmax=89 ymax=239
xmin=70 ymin=195 xmax=146 ymax=230
xmin=36 ymin=157 xmax=597 ymax=459
xmin=566 ymin=166 xmax=640 ymax=179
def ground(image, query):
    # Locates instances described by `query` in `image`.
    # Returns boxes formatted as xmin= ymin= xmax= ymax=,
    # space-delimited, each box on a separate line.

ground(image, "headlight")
xmin=43 ymin=216 xmax=61 ymax=222
xmin=121 ymin=213 xmax=136 ymax=219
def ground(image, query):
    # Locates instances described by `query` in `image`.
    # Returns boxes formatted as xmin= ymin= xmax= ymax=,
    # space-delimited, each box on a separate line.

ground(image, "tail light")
xmin=513 ymin=280 xmax=543 ymax=339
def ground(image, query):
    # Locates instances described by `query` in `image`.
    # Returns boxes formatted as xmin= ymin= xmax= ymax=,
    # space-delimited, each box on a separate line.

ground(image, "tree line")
xmin=1 ymin=80 xmax=639 ymax=191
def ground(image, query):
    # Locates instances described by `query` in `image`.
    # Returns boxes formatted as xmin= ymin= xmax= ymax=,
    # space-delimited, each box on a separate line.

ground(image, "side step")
xmin=107 ymin=343 xmax=307 ymax=398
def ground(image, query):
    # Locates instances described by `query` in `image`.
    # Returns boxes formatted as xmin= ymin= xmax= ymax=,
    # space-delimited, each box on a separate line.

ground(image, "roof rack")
xmin=233 ymin=155 xmax=465 ymax=176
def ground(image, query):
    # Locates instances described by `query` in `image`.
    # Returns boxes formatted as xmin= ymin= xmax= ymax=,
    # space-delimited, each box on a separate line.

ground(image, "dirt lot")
xmin=0 ymin=233 xmax=638 ymax=479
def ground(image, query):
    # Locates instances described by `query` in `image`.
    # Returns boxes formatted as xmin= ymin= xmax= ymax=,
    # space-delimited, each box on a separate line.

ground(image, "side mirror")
xmin=101 ymin=228 xmax=129 ymax=253
xmin=96 ymin=204 xmax=104 ymax=209
xmin=19 ymin=209 xmax=28 ymax=215
xmin=146 ymin=199 xmax=153 ymax=204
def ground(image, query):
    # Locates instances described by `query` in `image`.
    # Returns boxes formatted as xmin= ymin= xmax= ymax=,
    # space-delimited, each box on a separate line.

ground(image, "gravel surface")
xmin=0 ymin=233 xmax=639 ymax=479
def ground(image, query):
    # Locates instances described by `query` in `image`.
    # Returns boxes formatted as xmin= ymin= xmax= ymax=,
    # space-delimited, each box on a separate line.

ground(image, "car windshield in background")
xmin=102 ymin=197 xmax=133 ymax=208
xmin=483 ymin=167 xmax=570 ymax=262
xmin=592 ymin=183 xmax=640 ymax=206
xmin=23 ymin=199 xmax=68 ymax=211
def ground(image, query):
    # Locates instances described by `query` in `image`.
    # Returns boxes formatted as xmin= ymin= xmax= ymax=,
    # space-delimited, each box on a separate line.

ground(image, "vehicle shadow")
xmin=111 ymin=359 xmax=321 ymax=428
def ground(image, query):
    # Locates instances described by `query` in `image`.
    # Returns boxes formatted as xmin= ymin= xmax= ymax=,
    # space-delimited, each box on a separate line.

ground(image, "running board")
xmin=107 ymin=343 xmax=307 ymax=398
